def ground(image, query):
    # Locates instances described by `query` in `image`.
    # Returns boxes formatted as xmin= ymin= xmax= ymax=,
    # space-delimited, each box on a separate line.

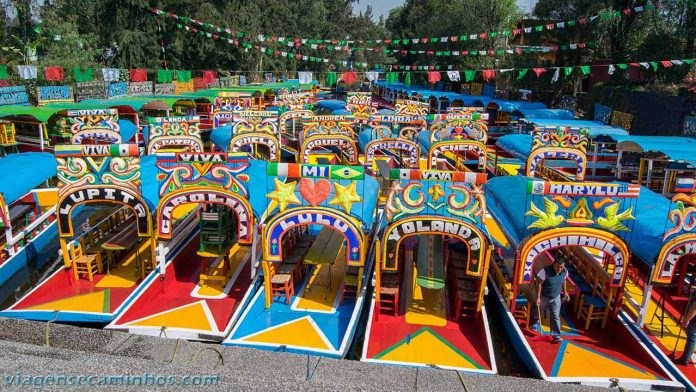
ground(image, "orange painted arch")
xmin=156 ymin=187 xmax=254 ymax=243
xmin=427 ymin=140 xmax=487 ymax=170
xmin=652 ymin=234 xmax=696 ymax=285
xmin=518 ymin=227 xmax=629 ymax=287
xmin=300 ymin=134 xmax=358 ymax=164
xmin=380 ymin=215 xmax=489 ymax=277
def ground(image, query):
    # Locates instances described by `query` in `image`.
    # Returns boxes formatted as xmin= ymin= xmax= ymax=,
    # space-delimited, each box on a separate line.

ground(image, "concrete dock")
xmin=0 ymin=317 xmax=620 ymax=391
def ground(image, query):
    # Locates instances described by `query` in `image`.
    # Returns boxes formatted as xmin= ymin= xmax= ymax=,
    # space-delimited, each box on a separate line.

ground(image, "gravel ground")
xmin=0 ymin=317 xmax=620 ymax=391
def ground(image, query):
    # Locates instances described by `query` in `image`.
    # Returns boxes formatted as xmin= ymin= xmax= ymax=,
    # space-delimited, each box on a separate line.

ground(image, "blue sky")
xmin=353 ymin=0 xmax=538 ymax=20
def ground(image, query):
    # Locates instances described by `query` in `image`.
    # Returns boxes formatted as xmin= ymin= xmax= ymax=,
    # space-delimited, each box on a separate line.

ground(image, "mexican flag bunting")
xmin=532 ymin=67 xmax=547 ymax=77
xmin=464 ymin=70 xmax=476 ymax=82
xmin=516 ymin=69 xmax=528 ymax=80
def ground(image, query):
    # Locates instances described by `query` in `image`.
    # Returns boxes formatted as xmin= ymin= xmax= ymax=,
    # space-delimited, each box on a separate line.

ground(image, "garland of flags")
xmin=168 ymin=12 xmax=594 ymax=61
xmin=168 ymin=15 xmax=370 ymax=68
xmin=1 ymin=58 xmax=691 ymax=85
xmin=149 ymin=2 xmax=661 ymax=49
xmin=386 ymin=58 xmax=694 ymax=82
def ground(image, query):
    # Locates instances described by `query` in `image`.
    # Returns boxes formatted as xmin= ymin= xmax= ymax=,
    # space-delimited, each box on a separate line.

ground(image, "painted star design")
xmin=329 ymin=182 xmax=362 ymax=213
xmin=428 ymin=184 xmax=445 ymax=202
xmin=266 ymin=178 xmax=300 ymax=212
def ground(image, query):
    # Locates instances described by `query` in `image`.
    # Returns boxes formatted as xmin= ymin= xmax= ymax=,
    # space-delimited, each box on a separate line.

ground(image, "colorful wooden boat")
xmin=484 ymin=126 xmax=681 ymax=389
xmin=299 ymin=115 xmax=358 ymax=165
xmin=358 ymin=100 xmax=425 ymax=172
xmin=107 ymin=152 xmax=257 ymax=341
xmin=229 ymin=110 xmax=280 ymax=161
xmin=620 ymin=185 xmax=696 ymax=391
xmin=0 ymin=141 xmax=161 ymax=323
xmin=145 ymin=116 xmax=204 ymax=155
xmin=223 ymin=162 xmax=379 ymax=358
xmin=419 ymin=108 xmax=489 ymax=173
xmin=211 ymin=92 xmax=253 ymax=128
xmin=0 ymin=106 xmax=138 ymax=152
xmin=0 ymin=152 xmax=59 ymax=303
xmin=495 ymin=126 xmax=629 ymax=182
xmin=361 ymin=168 xmax=497 ymax=373
xmin=278 ymin=109 xmax=313 ymax=156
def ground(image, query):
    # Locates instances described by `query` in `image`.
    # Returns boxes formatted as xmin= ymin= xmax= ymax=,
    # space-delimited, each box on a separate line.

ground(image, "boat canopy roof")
xmin=515 ymin=108 xmax=575 ymax=120
xmin=0 ymin=152 xmax=57 ymax=204
xmin=209 ymin=123 xmax=232 ymax=151
xmin=610 ymin=135 xmax=696 ymax=167
xmin=628 ymin=186 xmax=672 ymax=266
xmin=495 ymin=134 xmax=533 ymax=160
xmin=527 ymin=119 xmax=628 ymax=136
xmin=118 ymin=119 xmax=137 ymax=142
xmin=0 ymin=105 xmax=73 ymax=123
xmin=485 ymin=176 xmax=536 ymax=246
xmin=315 ymin=99 xmax=346 ymax=112
xmin=139 ymin=155 xmax=162 ymax=210
xmin=375 ymin=82 xmax=549 ymax=111
xmin=487 ymin=100 xmax=547 ymax=112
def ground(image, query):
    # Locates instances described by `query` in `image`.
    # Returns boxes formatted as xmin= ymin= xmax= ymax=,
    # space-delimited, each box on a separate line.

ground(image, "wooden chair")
xmin=70 ymin=241 xmax=103 ymax=282
xmin=573 ymin=266 xmax=598 ymax=313
xmin=283 ymin=254 xmax=305 ymax=282
xmin=578 ymin=291 xmax=608 ymax=329
xmin=341 ymin=266 xmax=361 ymax=304
xmin=454 ymin=278 xmax=479 ymax=320
xmin=454 ymin=288 xmax=478 ymax=320
xmin=268 ymin=262 xmax=294 ymax=304
xmin=512 ymin=294 xmax=531 ymax=327
xmin=379 ymin=272 xmax=400 ymax=316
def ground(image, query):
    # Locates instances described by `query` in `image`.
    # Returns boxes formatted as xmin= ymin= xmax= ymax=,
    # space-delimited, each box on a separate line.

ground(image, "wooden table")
xmin=416 ymin=235 xmax=445 ymax=290
xmin=100 ymin=223 xmax=139 ymax=271
xmin=304 ymin=228 xmax=343 ymax=298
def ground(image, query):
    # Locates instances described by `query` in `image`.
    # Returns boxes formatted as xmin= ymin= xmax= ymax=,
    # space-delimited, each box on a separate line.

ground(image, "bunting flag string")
xmin=387 ymin=58 xmax=694 ymax=79
xmin=149 ymin=2 xmax=661 ymax=49
xmin=158 ymin=8 xmax=596 ymax=63
xmin=168 ymin=15 xmax=370 ymax=69
xmin=0 ymin=57 xmax=691 ymax=82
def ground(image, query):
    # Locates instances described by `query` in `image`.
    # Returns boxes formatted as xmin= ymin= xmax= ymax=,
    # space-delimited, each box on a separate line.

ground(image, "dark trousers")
xmin=679 ymin=318 xmax=696 ymax=362
xmin=530 ymin=295 xmax=562 ymax=338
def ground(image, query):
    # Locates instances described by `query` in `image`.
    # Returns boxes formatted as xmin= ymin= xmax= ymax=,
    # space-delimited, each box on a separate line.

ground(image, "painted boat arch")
xmin=67 ymin=109 xmax=122 ymax=144
xmin=652 ymin=233 xmax=696 ymax=285
xmin=364 ymin=138 xmax=420 ymax=168
xmin=301 ymin=115 xmax=356 ymax=141
xmin=57 ymin=185 xmax=152 ymax=238
xmin=279 ymin=109 xmax=313 ymax=131
xmin=213 ymin=92 xmax=252 ymax=127
xmin=517 ymin=226 xmax=630 ymax=288
xmin=146 ymin=116 xmax=203 ymax=155
xmin=301 ymin=134 xmax=358 ymax=164
xmin=346 ymin=92 xmax=377 ymax=124
xmin=526 ymin=147 xmax=587 ymax=180
xmin=229 ymin=132 xmax=280 ymax=162
xmin=380 ymin=215 xmax=489 ymax=279
xmin=232 ymin=110 xmax=279 ymax=136
xmin=524 ymin=127 xmax=590 ymax=181
xmin=154 ymin=152 xmax=255 ymax=243
xmin=156 ymin=186 xmax=254 ymax=244
xmin=262 ymin=206 xmax=366 ymax=266
xmin=427 ymin=140 xmax=487 ymax=171
xmin=428 ymin=111 xmax=489 ymax=145
xmin=651 ymin=193 xmax=696 ymax=285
